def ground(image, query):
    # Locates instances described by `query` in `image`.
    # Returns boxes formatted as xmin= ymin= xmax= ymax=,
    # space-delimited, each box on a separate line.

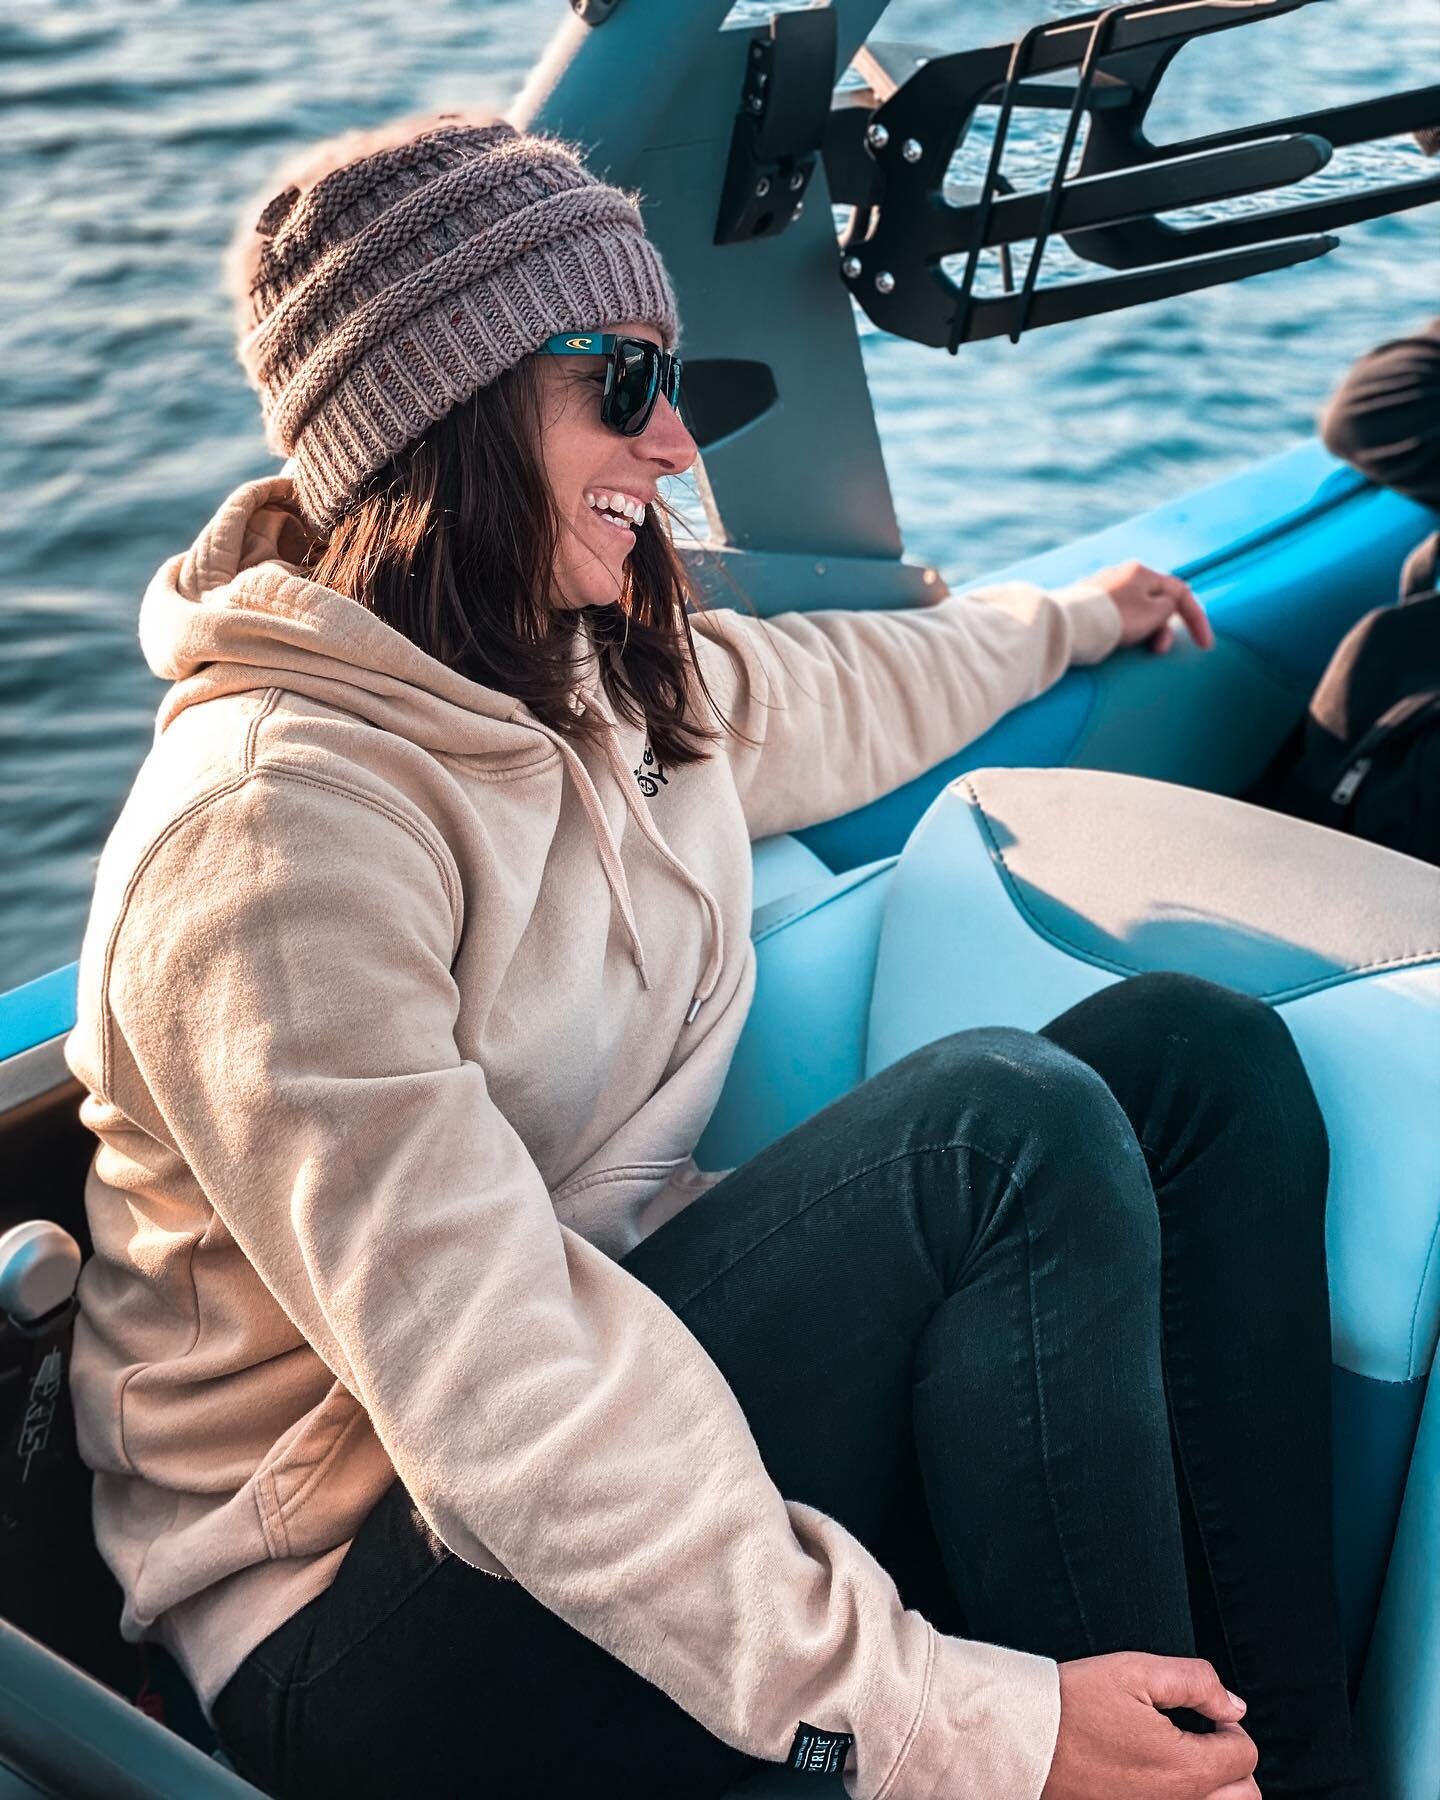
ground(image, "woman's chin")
xmin=550 ymin=578 xmax=628 ymax=614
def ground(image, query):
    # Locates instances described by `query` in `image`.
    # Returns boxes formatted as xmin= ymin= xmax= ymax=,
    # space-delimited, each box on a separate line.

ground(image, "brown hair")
xmin=299 ymin=352 xmax=757 ymax=769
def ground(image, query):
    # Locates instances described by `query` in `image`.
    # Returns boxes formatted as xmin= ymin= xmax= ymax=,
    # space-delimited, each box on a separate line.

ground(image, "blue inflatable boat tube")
xmin=796 ymin=438 xmax=1439 ymax=875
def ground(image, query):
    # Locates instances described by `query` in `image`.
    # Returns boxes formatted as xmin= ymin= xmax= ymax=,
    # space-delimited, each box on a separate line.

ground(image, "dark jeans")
xmin=213 ymin=972 xmax=1365 ymax=1799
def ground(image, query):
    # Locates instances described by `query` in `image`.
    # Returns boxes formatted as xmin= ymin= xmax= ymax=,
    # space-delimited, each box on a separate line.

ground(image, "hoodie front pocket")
xmin=254 ymin=1381 xmax=394 ymax=1560
xmin=550 ymin=1156 xmax=701 ymax=1259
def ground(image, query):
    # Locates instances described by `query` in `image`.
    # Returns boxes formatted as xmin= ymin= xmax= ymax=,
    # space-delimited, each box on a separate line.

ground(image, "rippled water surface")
xmin=2 ymin=0 xmax=1437 ymax=988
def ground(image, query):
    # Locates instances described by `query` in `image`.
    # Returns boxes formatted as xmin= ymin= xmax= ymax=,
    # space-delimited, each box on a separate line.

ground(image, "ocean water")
xmin=1 ymin=0 xmax=1436 ymax=991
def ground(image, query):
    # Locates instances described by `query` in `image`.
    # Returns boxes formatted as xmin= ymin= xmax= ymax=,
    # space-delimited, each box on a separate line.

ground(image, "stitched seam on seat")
xmin=1408 ymin=1207 xmax=1440 ymax=1379
xmin=1331 ymin=1366 xmax=1429 ymax=1388
xmin=753 ymin=858 xmax=897 ymax=943
xmin=960 ymin=780 xmax=1440 ymax=1001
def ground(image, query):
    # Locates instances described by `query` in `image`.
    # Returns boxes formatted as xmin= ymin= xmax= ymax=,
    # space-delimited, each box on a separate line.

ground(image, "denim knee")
xmin=1115 ymin=971 xmax=1320 ymax=1103
xmin=899 ymin=1026 xmax=1159 ymax=1248
xmin=1104 ymin=970 xmax=1284 ymax=1059
xmin=1103 ymin=972 xmax=1328 ymax=1207
xmin=908 ymin=1023 xmax=1119 ymax=1124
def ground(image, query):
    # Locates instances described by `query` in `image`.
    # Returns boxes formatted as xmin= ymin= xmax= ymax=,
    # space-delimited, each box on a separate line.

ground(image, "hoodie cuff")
xmin=1051 ymin=580 xmax=1124 ymax=667
xmin=871 ymin=1627 xmax=1061 ymax=1800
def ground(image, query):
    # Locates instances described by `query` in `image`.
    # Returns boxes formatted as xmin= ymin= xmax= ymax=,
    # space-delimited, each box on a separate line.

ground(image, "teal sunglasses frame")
xmin=533 ymin=331 xmax=684 ymax=437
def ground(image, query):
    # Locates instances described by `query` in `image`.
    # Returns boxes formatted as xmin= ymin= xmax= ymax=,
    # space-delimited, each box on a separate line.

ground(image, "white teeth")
xmin=585 ymin=490 xmax=646 ymax=530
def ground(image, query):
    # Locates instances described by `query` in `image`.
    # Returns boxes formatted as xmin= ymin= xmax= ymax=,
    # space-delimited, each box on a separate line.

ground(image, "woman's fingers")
xmin=1172 ymin=1721 xmax=1261 ymax=1799
xmin=1172 ymin=580 xmax=1215 ymax=650
xmin=1089 ymin=561 xmax=1213 ymax=655
xmin=1200 ymin=1724 xmax=1263 ymax=1800
xmin=1142 ymin=574 xmax=1213 ymax=654
xmin=1090 ymin=561 xmax=1213 ymax=653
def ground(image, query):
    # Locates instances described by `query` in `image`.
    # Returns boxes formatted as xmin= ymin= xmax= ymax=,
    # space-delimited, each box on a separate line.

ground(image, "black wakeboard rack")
xmin=811 ymin=0 xmax=1440 ymax=352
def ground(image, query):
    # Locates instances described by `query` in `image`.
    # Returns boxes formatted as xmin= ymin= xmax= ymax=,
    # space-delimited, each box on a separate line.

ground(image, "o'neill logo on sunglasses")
xmin=564 ymin=336 xmax=598 ymax=350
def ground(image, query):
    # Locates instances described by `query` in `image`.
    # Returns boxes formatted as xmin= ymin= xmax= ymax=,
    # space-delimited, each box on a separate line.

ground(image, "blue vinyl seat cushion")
xmin=710 ymin=766 xmax=1439 ymax=1792
xmin=748 ymin=832 xmax=833 ymax=911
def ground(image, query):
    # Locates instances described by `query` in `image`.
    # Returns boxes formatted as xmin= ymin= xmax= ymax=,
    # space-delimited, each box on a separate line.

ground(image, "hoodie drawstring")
xmin=517 ymin=695 xmax=725 ymax=1022
xmin=585 ymin=697 xmax=726 ymax=1024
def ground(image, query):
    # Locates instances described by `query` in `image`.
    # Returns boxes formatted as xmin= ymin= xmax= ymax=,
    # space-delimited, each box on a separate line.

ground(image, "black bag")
xmin=1249 ymin=590 xmax=1440 ymax=866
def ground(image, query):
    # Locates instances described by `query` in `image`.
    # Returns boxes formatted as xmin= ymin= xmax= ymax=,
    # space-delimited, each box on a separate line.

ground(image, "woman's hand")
xmin=1041 ymin=1653 xmax=1259 ymax=1799
xmin=1087 ymin=560 xmax=1215 ymax=656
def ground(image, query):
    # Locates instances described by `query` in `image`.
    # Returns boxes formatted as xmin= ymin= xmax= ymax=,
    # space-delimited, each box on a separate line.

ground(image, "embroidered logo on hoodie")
xmin=634 ymin=741 xmax=668 ymax=797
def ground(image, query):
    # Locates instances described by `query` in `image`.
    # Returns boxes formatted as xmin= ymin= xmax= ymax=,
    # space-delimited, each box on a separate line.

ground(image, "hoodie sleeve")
xmin=688 ymin=580 xmax=1121 ymax=842
xmin=102 ymin=766 xmax=1060 ymax=1800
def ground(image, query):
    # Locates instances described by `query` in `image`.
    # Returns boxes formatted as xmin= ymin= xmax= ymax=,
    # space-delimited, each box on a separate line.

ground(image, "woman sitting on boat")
xmin=63 ymin=114 xmax=1366 ymax=1800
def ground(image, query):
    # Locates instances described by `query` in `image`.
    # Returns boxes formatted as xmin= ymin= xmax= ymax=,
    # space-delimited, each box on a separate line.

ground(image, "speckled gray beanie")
xmin=224 ymin=111 xmax=682 ymax=533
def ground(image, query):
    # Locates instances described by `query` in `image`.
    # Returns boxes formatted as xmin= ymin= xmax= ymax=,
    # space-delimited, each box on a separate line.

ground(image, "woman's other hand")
xmin=1041 ymin=1653 xmax=1259 ymax=1799
xmin=1089 ymin=560 xmax=1215 ymax=656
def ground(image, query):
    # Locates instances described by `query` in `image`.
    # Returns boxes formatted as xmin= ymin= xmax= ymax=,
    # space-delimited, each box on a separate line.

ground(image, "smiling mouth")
xmin=590 ymin=509 xmax=636 ymax=544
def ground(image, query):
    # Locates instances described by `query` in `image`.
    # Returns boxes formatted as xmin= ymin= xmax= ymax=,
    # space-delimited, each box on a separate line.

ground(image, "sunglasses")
xmin=534 ymin=332 xmax=685 ymax=437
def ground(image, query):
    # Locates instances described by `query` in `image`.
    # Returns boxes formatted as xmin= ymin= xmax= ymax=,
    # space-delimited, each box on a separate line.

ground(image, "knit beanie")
xmin=223 ymin=110 xmax=682 ymax=533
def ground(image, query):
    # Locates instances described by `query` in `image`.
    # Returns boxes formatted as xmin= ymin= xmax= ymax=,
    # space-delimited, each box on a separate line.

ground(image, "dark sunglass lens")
xmin=609 ymin=342 xmax=659 ymax=433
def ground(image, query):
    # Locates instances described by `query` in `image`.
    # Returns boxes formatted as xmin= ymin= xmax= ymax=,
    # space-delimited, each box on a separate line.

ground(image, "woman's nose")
xmin=639 ymin=394 xmax=698 ymax=477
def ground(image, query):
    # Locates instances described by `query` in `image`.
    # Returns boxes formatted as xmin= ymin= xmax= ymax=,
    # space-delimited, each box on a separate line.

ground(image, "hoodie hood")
xmin=140 ymin=473 xmax=724 ymax=1017
xmin=142 ymin=473 xmax=602 ymax=754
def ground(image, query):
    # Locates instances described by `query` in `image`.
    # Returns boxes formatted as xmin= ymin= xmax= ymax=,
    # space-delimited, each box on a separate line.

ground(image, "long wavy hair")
xmin=299 ymin=352 xmax=758 ymax=770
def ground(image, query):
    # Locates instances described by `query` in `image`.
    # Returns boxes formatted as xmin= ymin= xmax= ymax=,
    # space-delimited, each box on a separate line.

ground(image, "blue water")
xmin=1 ymin=0 xmax=1436 ymax=991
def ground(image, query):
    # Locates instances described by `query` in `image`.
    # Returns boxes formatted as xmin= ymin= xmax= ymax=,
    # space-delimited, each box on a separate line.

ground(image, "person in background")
xmin=1320 ymin=316 xmax=1439 ymax=598
xmin=63 ymin=113 xmax=1364 ymax=1800
xmin=1319 ymin=128 xmax=1440 ymax=600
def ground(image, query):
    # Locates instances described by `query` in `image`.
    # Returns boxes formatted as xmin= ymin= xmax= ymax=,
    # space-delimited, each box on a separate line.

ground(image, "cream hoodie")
xmin=65 ymin=473 xmax=1122 ymax=1799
